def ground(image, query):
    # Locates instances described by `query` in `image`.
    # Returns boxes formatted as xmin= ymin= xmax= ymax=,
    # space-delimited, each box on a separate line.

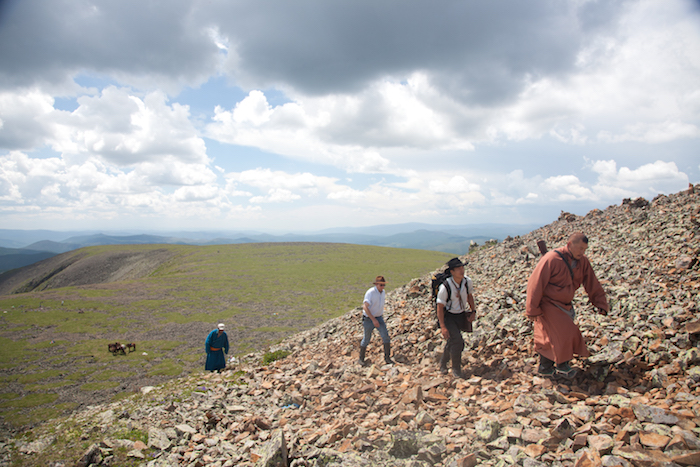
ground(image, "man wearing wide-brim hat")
xmin=358 ymin=275 xmax=393 ymax=366
xmin=437 ymin=257 xmax=476 ymax=378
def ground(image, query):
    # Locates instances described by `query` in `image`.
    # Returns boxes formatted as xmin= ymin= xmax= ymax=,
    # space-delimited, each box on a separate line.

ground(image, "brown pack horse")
xmin=108 ymin=342 xmax=136 ymax=355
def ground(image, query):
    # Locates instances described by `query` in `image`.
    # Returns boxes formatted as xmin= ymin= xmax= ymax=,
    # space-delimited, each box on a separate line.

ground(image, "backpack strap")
xmin=448 ymin=276 xmax=472 ymax=294
xmin=463 ymin=277 xmax=473 ymax=296
xmin=449 ymin=277 xmax=468 ymax=311
xmin=440 ymin=278 xmax=452 ymax=308
xmin=555 ymin=250 xmax=575 ymax=282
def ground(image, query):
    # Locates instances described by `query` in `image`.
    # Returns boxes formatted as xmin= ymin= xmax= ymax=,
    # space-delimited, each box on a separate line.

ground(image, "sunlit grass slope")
xmin=0 ymin=242 xmax=451 ymax=429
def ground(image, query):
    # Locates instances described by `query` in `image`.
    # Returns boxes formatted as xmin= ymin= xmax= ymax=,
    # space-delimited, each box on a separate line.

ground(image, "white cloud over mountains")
xmin=0 ymin=0 xmax=698 ymax=231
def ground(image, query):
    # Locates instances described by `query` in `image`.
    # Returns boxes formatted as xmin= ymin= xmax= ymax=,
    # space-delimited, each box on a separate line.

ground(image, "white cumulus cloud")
xmin=590 ymin=159 xmax=689 ymax=199
xmin=250 ymin=188 xmax=301 ymax=204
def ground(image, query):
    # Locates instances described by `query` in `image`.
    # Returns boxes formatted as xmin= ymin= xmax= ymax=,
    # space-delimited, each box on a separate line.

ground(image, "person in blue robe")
xmin=205 ymin=323 xmax=229 ymax=372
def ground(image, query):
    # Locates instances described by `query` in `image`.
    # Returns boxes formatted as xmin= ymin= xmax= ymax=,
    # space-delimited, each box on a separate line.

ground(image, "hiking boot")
xmin=556 ymin=361 xmax=577 ymax=379
xmin=383 ymin=343 xmax=394 ymax=365
xmin=357 ymin=346 xmax=368 ymax=367
xmin=439 ymin=351 xmax=450 ymax=375
xmin=451 ymin=349 xmax=464 ymax=379
xmin=537 ymin=354 xmax=555 ymax=376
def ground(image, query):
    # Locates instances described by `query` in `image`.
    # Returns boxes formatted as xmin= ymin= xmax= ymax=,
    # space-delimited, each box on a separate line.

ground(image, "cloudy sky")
xmin=0 ymin=0 xmax=698 ymax=233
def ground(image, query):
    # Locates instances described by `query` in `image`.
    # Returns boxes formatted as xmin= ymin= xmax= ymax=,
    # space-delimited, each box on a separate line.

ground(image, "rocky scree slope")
xmin=4 ymin=186 xmax=700 ymax=467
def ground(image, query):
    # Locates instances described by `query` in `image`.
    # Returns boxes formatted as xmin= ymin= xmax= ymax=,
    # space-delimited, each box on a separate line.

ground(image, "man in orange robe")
xmin=526 ymin=232 xmax=609 ymax=378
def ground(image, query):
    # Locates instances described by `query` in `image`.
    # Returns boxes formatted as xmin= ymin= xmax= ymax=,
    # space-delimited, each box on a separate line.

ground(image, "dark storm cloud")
xmin=209 ymin=0 xmax=629 ymax=104
xmin=0 ymin=0 xmax=629 ymax=106
xmin=0 ymin=0 xmax=220 ymax=90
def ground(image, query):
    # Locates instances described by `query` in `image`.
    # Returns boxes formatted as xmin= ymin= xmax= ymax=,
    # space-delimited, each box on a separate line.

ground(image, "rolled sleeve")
xmin=436 ymin=284 xmax=449 ymax=305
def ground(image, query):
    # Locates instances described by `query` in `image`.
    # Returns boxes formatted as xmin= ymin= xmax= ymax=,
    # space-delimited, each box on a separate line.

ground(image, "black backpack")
xmin=431 ymin=270 xmax=453 ymax=328
xmin=431 ymin=270 xmax=474 ymax=330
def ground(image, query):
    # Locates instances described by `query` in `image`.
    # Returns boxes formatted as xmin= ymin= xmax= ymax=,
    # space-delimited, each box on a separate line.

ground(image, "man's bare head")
xmin=568 ymin=233 xmax=588 ymax=244
xmin=567 ymin=232 xmax=589 ymax=259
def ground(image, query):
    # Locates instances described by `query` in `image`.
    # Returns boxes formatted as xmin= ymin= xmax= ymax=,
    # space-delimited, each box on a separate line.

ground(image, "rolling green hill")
xmin=0 ymin=242 xmax=452 ymax=430
xmin=0 ymin=247 xmax=57 ymax=274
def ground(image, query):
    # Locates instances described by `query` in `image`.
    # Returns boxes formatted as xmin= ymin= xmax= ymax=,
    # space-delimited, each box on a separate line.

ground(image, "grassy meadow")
xmin=0 ymin=242 xmax=450 ymax=431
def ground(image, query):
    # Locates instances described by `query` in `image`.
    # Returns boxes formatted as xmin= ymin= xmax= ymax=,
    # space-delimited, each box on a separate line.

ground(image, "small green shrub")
xmin=12 ymin=403 xmax=78 ymax=427
xmin=148 ymin=361 xmax=183 ymax=377
xmin=227 ymin=369 xmax=247 ymax=385
xmin=111 ymin=391 xmax=133 ymax=403
xmin=65 ymin=369 xmax=97 ymax=381
xmin=92 ymin=370 xmax=136 ymax=381
xmin=180 ymin=351 xmax=201 ymax=363
xmin=261 ymin=349 xmax=290 ymax=365
xmin=114 ymin=428 xmax=148 ymax=444
xmin=17 ymin=369 xmax=64 ymax=384
xmin=25 ymin=381 xmax=74 ymax=391
xmin=80 ymin=381 xmax=119 ymax=391
xmin=0 ymin=393 xmax=59 ymax=408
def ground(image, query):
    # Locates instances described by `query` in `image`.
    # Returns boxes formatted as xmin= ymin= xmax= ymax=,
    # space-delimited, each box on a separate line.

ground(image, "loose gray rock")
xmin=75 ymin=444 xmax=101 ymax=467
xmin=256 ymin=429 xmax=288 ymax=467
xmin=147 ymin=427 xmax=172 ymax=450
xmin=475 ymin=418 xmax=501 ymax=442
xmin=632 ymin=404 xmax=679 ymax=425
xmin=388 ymin=430 xmax=421 ymax=459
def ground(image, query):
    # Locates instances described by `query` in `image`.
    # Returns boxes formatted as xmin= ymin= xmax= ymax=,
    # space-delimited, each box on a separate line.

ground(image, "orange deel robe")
xmin=525 ymin=245 xmax=609 ymax=364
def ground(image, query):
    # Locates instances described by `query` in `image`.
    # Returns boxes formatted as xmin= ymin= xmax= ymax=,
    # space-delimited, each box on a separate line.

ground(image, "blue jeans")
xmin=361 ymin=315 xmax=390 ymax=347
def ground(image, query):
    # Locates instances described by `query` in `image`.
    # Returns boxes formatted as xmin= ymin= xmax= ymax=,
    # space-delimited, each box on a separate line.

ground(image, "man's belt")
xmin=553 ymin=303 xmax=576 ymax=321
xmin=210 ymin=347 xmax=221 ymax=351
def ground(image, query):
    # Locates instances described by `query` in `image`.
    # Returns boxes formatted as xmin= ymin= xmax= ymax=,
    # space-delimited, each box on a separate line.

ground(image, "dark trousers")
xmin=443 ymin=311 xmax=466 ymax=365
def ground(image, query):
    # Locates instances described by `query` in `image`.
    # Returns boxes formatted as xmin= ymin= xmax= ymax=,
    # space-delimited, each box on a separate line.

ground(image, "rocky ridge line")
xmin=3 ymin=185 xmax=700 ymax=467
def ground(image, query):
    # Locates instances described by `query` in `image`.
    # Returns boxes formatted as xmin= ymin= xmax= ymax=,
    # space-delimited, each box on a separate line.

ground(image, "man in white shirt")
xmin=358 ymin=275 xmax=393 ymax=366
xmin=437 ymin=258 xmax=477 ymax=378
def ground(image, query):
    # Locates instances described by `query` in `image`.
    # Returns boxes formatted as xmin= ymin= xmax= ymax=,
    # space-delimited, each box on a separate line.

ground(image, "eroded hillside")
xmin=0 ymin=247 xmax=175 ymax=295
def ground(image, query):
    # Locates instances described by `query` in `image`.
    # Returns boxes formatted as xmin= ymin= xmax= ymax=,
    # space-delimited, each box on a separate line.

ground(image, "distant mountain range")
xmin=0 ymin=223 xmax=540 ymax=273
